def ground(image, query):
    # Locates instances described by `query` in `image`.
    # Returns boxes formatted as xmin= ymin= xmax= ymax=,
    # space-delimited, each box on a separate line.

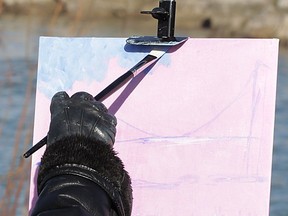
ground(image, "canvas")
xmin=29 ymin=37 xmax=279 ymax=215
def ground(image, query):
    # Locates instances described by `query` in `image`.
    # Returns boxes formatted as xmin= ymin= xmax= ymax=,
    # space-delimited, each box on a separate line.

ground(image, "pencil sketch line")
xmin=117 ymin=135 xmax=258 ymax=145
xmin=184 ymin=62 xmax=269 ymax=137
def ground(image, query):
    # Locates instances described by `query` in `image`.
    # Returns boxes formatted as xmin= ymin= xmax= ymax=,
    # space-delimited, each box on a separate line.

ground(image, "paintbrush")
xmin=23 ymin=48 xmax=169 ymax=158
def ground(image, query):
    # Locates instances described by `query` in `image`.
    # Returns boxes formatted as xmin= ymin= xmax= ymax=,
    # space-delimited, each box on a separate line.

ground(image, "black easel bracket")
xmin=141 ymin=0 xmax=176 ymax=40
xmin=126 ymin=0 xmax=188 ymax=46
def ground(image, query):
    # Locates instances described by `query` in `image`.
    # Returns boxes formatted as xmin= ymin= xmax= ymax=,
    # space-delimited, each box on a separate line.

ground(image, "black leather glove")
xmin=47 ymin=91 xmax=117 ymax=146
xmin=33 ymin=91 xmax=133 ymax=216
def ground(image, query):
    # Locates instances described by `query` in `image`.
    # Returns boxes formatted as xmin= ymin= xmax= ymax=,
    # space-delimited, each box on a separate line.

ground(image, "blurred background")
xmin=0 ymin=0 xmax=287 ymax=215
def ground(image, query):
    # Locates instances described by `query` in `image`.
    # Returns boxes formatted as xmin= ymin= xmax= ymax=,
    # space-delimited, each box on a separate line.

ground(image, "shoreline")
xmin=0 ymin=1 xmax=288 ymax=49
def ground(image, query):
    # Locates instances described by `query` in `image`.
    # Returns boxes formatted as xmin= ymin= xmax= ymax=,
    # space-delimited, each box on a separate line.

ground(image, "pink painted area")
xmin=29 ymin=38 xmax=278 ymax=215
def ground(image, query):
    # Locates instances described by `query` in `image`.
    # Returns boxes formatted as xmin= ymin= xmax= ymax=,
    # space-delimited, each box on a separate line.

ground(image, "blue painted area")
xmin=37 ymin=37 xmax=171 ymax=98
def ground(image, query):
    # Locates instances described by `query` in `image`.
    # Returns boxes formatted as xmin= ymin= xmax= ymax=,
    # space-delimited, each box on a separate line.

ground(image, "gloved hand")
xmin=47 ymin=91 xmax=117 ymax=146
xmin=35 ymin=91 xmax=132 ymax=216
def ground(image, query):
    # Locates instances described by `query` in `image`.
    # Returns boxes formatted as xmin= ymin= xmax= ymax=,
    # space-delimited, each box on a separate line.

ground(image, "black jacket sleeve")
xmin=31 ymin=136 xmax=133 ymax=216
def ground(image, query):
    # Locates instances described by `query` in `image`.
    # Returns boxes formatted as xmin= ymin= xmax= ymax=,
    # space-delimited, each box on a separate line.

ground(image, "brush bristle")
xmin=150 ymin=49 xmax=167 ymax=58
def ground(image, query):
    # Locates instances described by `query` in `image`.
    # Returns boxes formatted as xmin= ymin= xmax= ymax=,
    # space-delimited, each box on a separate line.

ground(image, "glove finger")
xmin=92 ymin=125 xmax=116 ymax=145
xmin=87 ymin=114 xmax=117 ymax=145
xmin=82 ymin=110 xmax=117 ymax=133
xmin=50 ymin=91 xmax=70 ymax=115
xmin=96 ymin=113 xmax=117 ymax=145
xmin=71 ymin=91 xmax=108 ymax=113
xmin=71 ymin=91 xmax=94 ymax=101
xmin=102 ymin=112 xmax=117 ymax=127
xmin=100 ymin=118 xmax=117 ymax=144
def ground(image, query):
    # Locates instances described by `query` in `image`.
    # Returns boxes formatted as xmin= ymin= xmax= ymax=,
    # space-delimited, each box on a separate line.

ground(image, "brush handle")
xmin=24 ymin=71 xmax=134 ymax=158
xmin=23 ymin=53 xmax=159 ymax=158
xmin=95 ymin=54 xmax=157 ymax=101
xmin=95 ymin=71 xmax=134 ymax=102
xmin=23 ymin=136 xmax=47 ymax=158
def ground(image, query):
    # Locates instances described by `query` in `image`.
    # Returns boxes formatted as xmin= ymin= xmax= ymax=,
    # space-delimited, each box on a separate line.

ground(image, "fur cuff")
xmin=38 ymin=136 xmax=132 ymax=215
